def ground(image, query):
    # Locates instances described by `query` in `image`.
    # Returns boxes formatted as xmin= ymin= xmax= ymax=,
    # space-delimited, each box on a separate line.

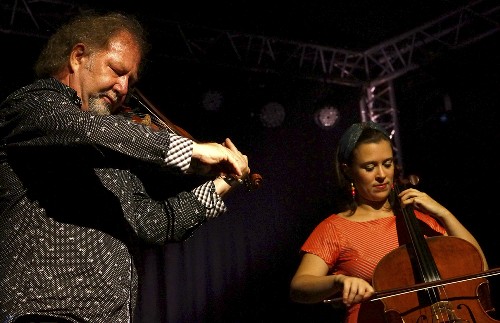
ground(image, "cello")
xmin=354 ymin=175 xmax=499 ymax=322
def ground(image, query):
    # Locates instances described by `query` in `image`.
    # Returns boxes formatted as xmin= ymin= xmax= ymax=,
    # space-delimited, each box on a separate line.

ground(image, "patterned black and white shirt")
xmin=0 ymin=78 xmax=227 ymax=322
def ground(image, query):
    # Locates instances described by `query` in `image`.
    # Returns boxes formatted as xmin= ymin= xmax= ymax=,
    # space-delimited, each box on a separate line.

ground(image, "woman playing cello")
xmin=289 ymin=121 xmax=490 ymax=322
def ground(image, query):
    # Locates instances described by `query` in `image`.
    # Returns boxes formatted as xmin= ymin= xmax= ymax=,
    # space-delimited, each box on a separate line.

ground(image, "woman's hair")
xmin=333 ymin=121 xmax=395 ymax=214
xmin=34 ymin=11 xmax=151 ymax=78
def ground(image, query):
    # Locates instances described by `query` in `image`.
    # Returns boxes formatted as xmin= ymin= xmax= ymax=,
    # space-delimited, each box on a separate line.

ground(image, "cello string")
xmin=393 ymin=181 xmax=449 ymax=321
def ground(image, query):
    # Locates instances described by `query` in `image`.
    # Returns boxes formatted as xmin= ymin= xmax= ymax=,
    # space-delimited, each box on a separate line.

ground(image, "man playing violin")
xmin=0 ymin=11 xmax=249 ymax=322
xmin=289 ymin=121 xmax=489 ymax=322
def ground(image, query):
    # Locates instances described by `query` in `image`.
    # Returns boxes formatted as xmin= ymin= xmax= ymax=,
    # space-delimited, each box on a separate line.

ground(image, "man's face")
xmin=77 ymin=31 xmax=141 ymax=115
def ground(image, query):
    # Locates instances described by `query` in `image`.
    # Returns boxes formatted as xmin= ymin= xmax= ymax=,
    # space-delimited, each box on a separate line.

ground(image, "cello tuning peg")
xmin=408 ymin=175 xmax=420 ymax=186
xmin=397 ymin=174 xmax=420 ymax=187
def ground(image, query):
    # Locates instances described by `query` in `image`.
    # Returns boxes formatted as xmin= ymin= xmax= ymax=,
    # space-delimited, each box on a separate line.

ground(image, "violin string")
xmin=129 ymin=93 xmax=176 ymax=134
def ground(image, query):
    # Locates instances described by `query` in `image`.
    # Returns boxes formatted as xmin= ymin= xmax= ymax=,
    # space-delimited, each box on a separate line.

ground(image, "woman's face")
xmin=349 ymin=139 xmax=394 ymax=204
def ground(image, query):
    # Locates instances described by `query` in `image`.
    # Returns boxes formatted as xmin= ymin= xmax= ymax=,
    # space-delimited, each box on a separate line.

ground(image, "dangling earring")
xmin=351 ymin=182 xmax=356 ymax=200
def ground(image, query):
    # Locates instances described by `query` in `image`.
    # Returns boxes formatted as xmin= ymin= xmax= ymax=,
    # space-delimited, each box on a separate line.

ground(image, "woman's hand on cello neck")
xmin=398 ymin=187 xmax=452 ymax=221
xmin=398 ymin=187 xmax=489 ymax=270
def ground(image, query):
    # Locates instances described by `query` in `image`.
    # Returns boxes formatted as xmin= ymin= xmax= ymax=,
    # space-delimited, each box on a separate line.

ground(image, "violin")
xmin=121 ymin=88 xmax=263 ymax=191
xmin=325 ymin=175 xmax=499 ymax=322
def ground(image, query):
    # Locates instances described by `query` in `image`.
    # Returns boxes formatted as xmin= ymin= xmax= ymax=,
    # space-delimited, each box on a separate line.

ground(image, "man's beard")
xmin=88 ymin=94 xmax=112 ymax=116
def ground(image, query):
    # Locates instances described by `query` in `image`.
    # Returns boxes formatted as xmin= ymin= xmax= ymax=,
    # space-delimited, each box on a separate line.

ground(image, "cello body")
xmin=357 ymin=177 xmax=498 ymax=322
xmin=358 ymin=236 xmax=498 ymax=322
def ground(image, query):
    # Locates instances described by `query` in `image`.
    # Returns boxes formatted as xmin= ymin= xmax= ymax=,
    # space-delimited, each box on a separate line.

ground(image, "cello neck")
xmin=393 ymin=180 xmax=442 ymax=284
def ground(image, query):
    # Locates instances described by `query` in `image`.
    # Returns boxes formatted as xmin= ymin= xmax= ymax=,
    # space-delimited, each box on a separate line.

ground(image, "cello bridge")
xmin=431 ymin=301 xmax=469 ymax=322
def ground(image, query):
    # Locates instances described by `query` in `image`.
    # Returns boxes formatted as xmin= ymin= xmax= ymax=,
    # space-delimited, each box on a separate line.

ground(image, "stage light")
xmin=314 ymin=106 xmax=339 ymax=129
xmin=202 ymin=90 xmax=224 ymax=111
xmin=259 ymin=102 xmax=285 ymax=128
xmin=439 ymin=93 xmax=452 ymax=123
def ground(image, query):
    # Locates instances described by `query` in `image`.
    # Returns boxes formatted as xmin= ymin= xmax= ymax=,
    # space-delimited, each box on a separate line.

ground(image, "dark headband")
xmin=338 ymin=121 xmax=389 ymax=162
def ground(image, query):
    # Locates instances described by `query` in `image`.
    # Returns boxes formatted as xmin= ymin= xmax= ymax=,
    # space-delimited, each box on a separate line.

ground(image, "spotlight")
xmin=259 ymin=102 xmax=285 ymax=128
xmin=439 ymin=93 xmax=452 ymax=123
xmin=314 ymin=106 xmax=339 ymax=129
xmin=201 ymin=90 xmax=224 ymax=111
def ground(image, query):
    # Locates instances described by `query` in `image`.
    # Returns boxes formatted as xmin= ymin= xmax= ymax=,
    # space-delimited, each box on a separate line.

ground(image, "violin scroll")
xmin=245 ymin=173 xmax=263 ymax=191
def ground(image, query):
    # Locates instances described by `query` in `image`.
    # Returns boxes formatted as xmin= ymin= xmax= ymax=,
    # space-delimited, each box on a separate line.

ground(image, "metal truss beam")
xmin=152 ymin=0 xmax=499 ymax=170
xmin=149 ymin=0 xmax=500 ymax=86
xmin=1 ymin=0 xmax=80 ymax=38
xmin=360 ymin=81 xmax=404 ymax=170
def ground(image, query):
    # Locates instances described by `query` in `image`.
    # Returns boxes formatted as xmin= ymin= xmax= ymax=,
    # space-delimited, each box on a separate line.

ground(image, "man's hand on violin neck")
xmin=222 ymin=138 xmax=250 ymax=179
xmin=190 ymin=141 xmax=248 ymax=177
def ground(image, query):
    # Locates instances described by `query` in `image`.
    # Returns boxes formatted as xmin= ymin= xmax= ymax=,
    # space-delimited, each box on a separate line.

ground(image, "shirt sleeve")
xmin=164 ymin=135 xmax=193 ymax=172
xmin=414 ymin=210 xmax=447 ymax=236
xmin=300 ymin=217 xmax=341 ymax=267
xmin=192 ymin=181 xmax=228 ymax=218
xmin=4 ymin=86 xmax=195 ymax=174
xmin=165 ymin=136 xmax=227 ymax=218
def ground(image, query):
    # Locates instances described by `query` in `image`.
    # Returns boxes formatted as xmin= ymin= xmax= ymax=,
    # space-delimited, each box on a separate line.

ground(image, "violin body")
xmin=358 ymin=236 xmax=498 ymax=322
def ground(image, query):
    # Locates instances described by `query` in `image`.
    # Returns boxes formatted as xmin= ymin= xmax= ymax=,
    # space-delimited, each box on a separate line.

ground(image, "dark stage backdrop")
xmin=1 ymin=30 xmax=499 ymax=323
